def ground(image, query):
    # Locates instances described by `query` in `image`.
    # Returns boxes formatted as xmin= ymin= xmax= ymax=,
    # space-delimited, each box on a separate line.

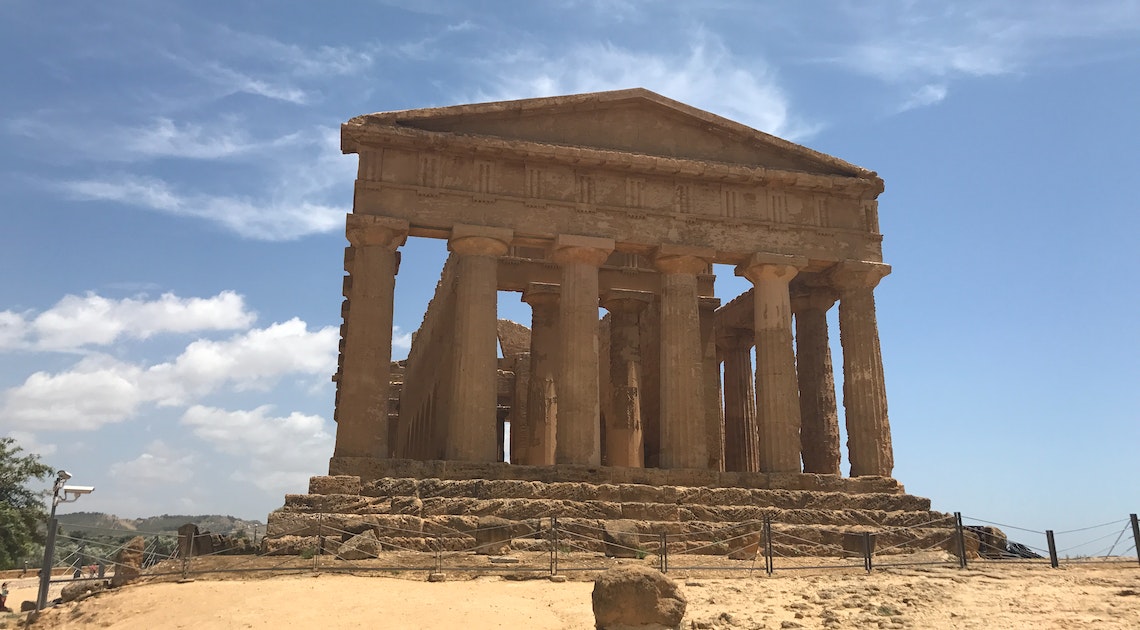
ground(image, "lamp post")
xmin=36 ymin=470 xmax=94 ymax=611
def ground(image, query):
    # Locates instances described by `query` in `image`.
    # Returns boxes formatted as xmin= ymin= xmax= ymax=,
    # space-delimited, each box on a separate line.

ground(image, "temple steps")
xmin=265 ymin=472 xmax=951 ymax=558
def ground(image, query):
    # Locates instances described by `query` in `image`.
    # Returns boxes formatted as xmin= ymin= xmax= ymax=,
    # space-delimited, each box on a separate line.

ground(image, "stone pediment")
xmin=344 ymin=88 xmax=872 ymax=179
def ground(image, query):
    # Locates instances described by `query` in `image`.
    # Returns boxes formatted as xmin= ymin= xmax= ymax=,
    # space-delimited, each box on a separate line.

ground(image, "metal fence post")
xmin=954 ymin=512 xmax=967 ymax=569
xmin=659 ymin=532 xmax=667 ymax=573
xmin=764 ymin=515 xmax=773 ymax=576
xmin=314 ymin=513 xmax=323 ymax=571
xmin=1046 ymin=530 xmax=1059 ymax=568
xmin=435 ymin=535 xmax=443 ymax=574
xmin=550 ymin=516 xmax=559 ymax=576
xmin=1131 ymin=514 xmax=1140 ymax=567
xmin=862 ymin=532 xmax=873 ymax=573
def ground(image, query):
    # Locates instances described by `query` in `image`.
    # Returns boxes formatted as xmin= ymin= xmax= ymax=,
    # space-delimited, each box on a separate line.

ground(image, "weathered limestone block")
xmin=840 ymin=531 xmax=877 ymax=557
xmin=478 ymin=479 xmax=543 ymax=499
xmin=603 ymin=520 xmax=644 ymax=558
xmin=262 ymin=535 xmax=320 ymax=556
xmin=622 ymin=502 xmax=680 ymax=521
xmin=373 ymin=515 xmax=424 ymax=536
xmin=949 ymin=529 xmax=981 ymax=559
xmin=418 ymin=478 xmax=483 ymax=499
xmin=61 ymin=581 xmax=105 ymax=603
xmin=473 ymin=516 xmax=515 ymax=555
xmin=110 ymin=536 xmax=145 ymax=588
xmin=967 ymin=526 xmax=1008 ymax=558
xmin=283 ymin=493 xmax=390 ymax=514
xmin=309 ymin=475 xmax=362 ymax=495
xmin=592 ymin=565 xmax=687 ymax=630
xmin=361 ymin=477 xmax=418 ymax=497
xmin=337 ymin=530 xmax=381 ymax=560
xmin=177 ymin=523 xmax=198 ymax=558
xmin=389 ymin=497 xmax=424 ymax=516
xmin=618 ymin=484 xmax=661 ymax=504
xmin=694 ymin=487 xmax=753 ymax=506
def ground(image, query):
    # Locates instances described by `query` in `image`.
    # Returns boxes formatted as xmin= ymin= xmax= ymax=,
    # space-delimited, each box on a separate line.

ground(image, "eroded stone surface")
xmin=592 ymin=564 xmax=687 ymax=630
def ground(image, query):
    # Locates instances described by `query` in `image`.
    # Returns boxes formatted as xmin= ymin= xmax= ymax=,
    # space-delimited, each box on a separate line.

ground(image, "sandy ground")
xmin=3 ymin=560 xmax=1139 ymax=629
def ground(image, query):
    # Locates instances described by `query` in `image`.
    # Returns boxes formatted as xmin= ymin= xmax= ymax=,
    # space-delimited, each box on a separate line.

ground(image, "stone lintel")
xmin=790 ymin=286 xmax=839 ymax=312
xmin=829 ymin=261 xmax=892 ymax=290
xmin=345 ymin=214 xmax=409 ymax=248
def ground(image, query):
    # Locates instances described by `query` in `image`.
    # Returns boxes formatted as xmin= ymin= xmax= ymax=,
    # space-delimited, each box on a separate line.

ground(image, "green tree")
xmin=0 ymin=437 xmax=54 ymax=569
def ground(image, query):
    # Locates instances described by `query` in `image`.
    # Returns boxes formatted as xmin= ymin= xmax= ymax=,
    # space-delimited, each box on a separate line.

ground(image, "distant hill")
xmin=57 ymin=512 xmax=263 ymax=537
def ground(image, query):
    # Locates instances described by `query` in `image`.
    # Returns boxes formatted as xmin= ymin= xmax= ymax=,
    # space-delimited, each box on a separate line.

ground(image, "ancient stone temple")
xmin=268 ymin=89 xmax=940 ymax=555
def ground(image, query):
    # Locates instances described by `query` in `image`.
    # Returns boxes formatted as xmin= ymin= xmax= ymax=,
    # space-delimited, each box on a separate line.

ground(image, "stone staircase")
xmin=266 ymin=460 xmax=953 ymax=559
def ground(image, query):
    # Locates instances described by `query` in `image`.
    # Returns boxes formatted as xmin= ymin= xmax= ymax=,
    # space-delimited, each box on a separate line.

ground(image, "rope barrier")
xmin=962 ymin=516 xmax=1043 ymax=535
xmin=1054 ymin=519 xmax=1128 ymax=535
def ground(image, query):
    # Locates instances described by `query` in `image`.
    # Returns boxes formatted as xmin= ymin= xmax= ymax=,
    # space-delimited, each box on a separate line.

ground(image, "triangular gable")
xmin=347 ymin=89 xmax=872 ymax=178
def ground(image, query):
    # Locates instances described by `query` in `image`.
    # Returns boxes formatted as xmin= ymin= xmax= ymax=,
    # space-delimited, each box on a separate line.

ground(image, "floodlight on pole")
xmin=36 ymin=470 xmax=94 ymax=611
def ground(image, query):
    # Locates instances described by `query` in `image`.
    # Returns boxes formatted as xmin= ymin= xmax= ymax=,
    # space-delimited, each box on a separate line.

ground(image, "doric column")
xmin=654 ymin=245 xmax=713 ymax=469
xmin=792 ymin=287 xmax=841 ymax=475
xmin=509 ymin=353 xmax=531 ymax=465
xmin=699 ymin=296 xmax=724 ymax=472
xmin=445 ymin=224 xmax=512 ymax=462
xmin=720 ymin=329 xmax=759 ymax=472
xmin=334 ymin=215 xmax=409 ymax=460
xmin=601 ymin=289 xmax=653 ymax=468
xmin=831 ymin=262 xmax=894 ymax=477
xmin=551 ymin=235 xmax=614 ymax=465
xmin=736 ymin=253 xmax=806 ymax=473
xmin=522 ymin=282 xmax=560 ymax=466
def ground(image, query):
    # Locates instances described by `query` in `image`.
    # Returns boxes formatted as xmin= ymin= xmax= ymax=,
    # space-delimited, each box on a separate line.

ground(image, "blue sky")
xmin=2 ymin=1 xmax=1138 ymax=549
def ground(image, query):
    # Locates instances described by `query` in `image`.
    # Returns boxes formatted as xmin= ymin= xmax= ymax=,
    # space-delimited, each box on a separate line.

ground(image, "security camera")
xmin=56 ymin=470 xmax=72 ymax=481
xmin=62 ymin=485 xmax=94 ymax=496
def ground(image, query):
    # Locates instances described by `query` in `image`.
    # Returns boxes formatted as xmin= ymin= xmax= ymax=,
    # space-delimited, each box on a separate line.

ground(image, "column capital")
xmin=734 ymin=252 xmax=807 ymax=284
xmin=653 ymin=244 xmax=714 ymax=275
xmin=829 ymin=261 xmax=891 ymax=291
xmin=449 ymin=224 xmax=513 ymax=257
xmin=717 ymin=327 xmax=754 ymax=352
xmin=551 ymin=234 xmax=615 ymax=266
xmin=698 ymin=296 xmax=722 ymax=312
xmin=346 ymin=215 xmax=409 ymax=248
xmin=790 ymin=286 xmax=839 ymax=313
xmin=522 ymin=282 xmax=561 ymax=307
xmin=601 ymin=289 xmax=653 ymax=313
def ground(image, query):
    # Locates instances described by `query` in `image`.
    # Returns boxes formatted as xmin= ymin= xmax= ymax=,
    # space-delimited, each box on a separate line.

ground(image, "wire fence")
xmin=32 ymin=511 xmax=1139 ymax=596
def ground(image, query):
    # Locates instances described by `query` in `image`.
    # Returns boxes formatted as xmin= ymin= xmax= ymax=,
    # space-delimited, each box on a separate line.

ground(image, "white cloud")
xmin=829 ymin=0 xmax=1140 ymax=108
xmin=12 ymin=291 xmax=256 ymax=351
xmin=59 ymin=127 xmax=352 ymax=241
xmin=393 ymin=326 xmax=412 ymax=351
xmin=147 ymin=318 xmax=339 ymax=405
xmin=108 ymin=440 xmax=196 ymax=485
xmin=1 ymin=355 xmax=146 ymax=431
xmin=181 ymin=405 xmax=332 ymax=492
xmin=5 ymin=431 xmax=57 ymax=457
xmin=899 ymin=83 xmax=949 ymax=112
xmin=474 ymin=31 xmax=817 ymax=140
xmin=0 ymin=318 xmax=339 ymax=432
xmin=0 ymin=311 xmax=29 ymax=349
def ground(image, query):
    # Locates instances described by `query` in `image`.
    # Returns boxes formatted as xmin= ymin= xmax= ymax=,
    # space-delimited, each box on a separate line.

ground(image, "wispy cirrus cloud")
xmin=828 ymin=0 xmax=1140 ymax=109
xmin=57 ymin=127 xmax=351 ymax=240
xmin=473 ymin=31 xmax=819 ymax=140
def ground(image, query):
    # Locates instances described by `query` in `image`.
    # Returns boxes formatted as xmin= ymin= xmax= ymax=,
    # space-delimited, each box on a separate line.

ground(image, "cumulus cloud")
xmin=474 ymin=31 xmax=818 ymax=140
xmin=108 ymin=440 xmax=196 ymax=484
xmin=7 ymin=290 xmax=256 ymax=351
xmin=147 ymin=318 xmax=340 ymax=405
xmin=181 ymin=405 xmax=333 ymax=492
xmin=1 ymin=355 xmax=146 ymax=430
xmin=5 ymin=431 xmax=57 ymax=457
xmin=0 ymin=319 xmax=339 ymax=432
